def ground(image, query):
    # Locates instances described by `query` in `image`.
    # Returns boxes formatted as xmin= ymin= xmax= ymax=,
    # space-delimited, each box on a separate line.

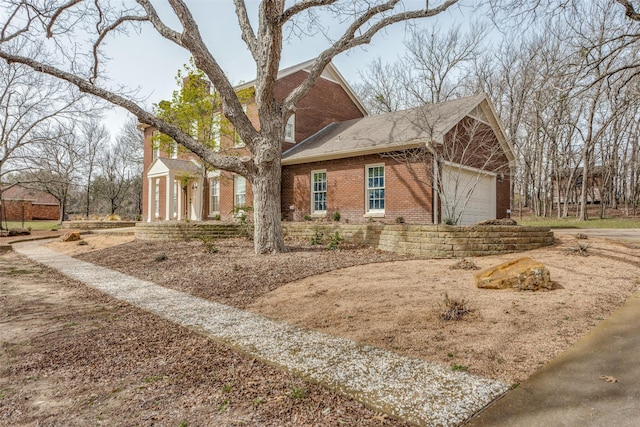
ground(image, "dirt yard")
xmin=2 ymin=230 xmax=639 ymax=425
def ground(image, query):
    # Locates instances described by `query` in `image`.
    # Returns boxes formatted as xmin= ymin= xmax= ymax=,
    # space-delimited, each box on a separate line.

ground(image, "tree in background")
xmin=0 ymin=58 xmax=85 ymax=228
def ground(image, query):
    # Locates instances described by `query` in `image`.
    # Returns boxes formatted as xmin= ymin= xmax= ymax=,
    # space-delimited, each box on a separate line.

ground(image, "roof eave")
xmin=282 ymin=140 xmax=432 ymax=166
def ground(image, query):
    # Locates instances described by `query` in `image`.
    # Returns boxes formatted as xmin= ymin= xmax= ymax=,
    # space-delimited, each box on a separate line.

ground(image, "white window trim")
xmin=212 ymin=113 xmax=221 ymax=150
xmin=365 ymin=163 xmax=385 ymax=217
xmin=234 ymin=175 xmax=247 ymax=213
xmin=208 ymin=177 xmax=220 ymax=216
xmin=310 ymin=169 xmax=327 ymax=216
xmin=284 ymin=114 xmax=295 ymax=143
xmin=170 ymin=141 xmax=178 ymax=159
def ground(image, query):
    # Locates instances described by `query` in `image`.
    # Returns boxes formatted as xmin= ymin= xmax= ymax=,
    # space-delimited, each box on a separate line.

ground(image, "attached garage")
xmin=440 ymin=163 xmax=496 ymax=225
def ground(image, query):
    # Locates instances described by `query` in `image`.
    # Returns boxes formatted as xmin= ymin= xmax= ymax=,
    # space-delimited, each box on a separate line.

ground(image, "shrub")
xmin=106 ymin=214 xmax=121 ymax=221
xmin=333 ymin=211 xmax=341 ymax=222
xmin=440 ymin=293 xmax=471 ymax=321
xmin=327 ymin=231 xmax=344 ymax=250
xmin=303 ymin=214 xmax=312 ymax=221
xmin=563 ymin=242 xmax=591 ymax=256
xmin=199 ymin=235 xmax=219 ymax=253
xmin=449 ymin=259 xmax=480 ymax=270
xmin=310 ymin=228 xmax=323 ymax=245
xmin=395 ymin=216 xmax=405 ymax=224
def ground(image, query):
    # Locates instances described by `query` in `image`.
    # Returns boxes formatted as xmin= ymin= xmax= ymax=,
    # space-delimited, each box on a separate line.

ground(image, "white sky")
xmin=99 ymin=1 xmax=482 ymax=139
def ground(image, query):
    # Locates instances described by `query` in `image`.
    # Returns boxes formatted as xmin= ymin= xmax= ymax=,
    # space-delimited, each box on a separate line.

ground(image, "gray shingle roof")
xmin=157 ymin=158 xmax=201 ymax=174
xmin=282 ymin=94 xmax=502 ymax=165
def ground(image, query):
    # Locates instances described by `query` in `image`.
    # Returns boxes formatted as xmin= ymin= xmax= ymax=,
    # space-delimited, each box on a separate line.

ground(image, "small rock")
xmin=474 ymin=257 xmax=553 ymax=291
xmin=61 ymin=231 xmax=81 ymax=242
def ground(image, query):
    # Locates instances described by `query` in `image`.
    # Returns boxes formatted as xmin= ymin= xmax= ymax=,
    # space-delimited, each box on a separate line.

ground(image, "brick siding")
xmin=1 ymin=200 xmax=59 ymax=221
xmin=282 ymin=154 xmax=434 ymax=224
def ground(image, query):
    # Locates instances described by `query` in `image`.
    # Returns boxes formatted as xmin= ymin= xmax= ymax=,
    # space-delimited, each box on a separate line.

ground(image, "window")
xmin=209 ymin=178 xmax=220 ymax=215
xmin=170 ymin=141 xmax=178 ymax=159
xmin=285 ymin=114 xmax=295 ymax=143
xmin=154 ymin=179 xmax=160 ymax=219
xmin=366 ymin=164 xmax=385 ymax=213
xmin=172 ymin=180 xmax=179 ymax=218
xmin=311 ymin=170 xmax=327 ymax=214
xmin=212 ymin=114 xmax=221 ymax=150
xmin=152 ymin=143 xmax=159 ymax=160
xmin=234 ymin=175 xmax=246 ymax=208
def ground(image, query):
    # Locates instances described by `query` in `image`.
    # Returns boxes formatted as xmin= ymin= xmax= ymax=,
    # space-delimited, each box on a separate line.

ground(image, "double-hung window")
xmin=366 ymin=164 xmax=385 ymax=214
xmin=284 ymin=114 xmax=295 ymax=143
xmin=209 ymin=178 xmax=220 ymax=215
xmin=234 ymin=175 xmax=246 ymax=209
xmin=212 ymin=114 xmax=221 ymax=150
xmin=311 ymin=170 xmax=327 ymax=214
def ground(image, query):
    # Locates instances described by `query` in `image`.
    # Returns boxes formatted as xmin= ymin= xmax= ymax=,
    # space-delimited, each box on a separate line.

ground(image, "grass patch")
xmin=142 ymin=374 xmax=164 ymax=383
xmin=2 ymin=220 xmax=59 ymax=231
xmin=5 ymin=267 xmax=32 ymax=275
xmin=518 ymin=216 xmax=640 ymax=229
xmin=289 ymin=385 xmax=307 ymax=399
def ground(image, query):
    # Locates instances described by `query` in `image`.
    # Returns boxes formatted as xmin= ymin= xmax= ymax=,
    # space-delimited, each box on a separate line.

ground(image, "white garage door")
xmin=441 ymin=164 xmax=496 ymax=225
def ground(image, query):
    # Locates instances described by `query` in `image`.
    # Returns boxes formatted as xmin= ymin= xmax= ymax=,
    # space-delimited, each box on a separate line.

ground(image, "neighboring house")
xmin=552 ymin=166 xmax=603 ymax=206
xmin=0 ymin=184 xmax=60 ymax=221
xmin=142 ymin=61 xmax=514 ymax=225
xmin=282 ymin=94 xmax=514 ymax=225
xmin=141 ymin=59 xmax=366 ymax=222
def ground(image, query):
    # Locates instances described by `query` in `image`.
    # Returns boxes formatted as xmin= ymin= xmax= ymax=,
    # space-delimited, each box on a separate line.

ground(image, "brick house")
xmin=282 ymin=94 xmax=514 ymax=225
xmin=141 ymin=60 xmax=366 ymax=222
xmin=142 ymin=61 xmax=514 ymax=225
xmin=0 ymin=184 xmax=60 ymax=221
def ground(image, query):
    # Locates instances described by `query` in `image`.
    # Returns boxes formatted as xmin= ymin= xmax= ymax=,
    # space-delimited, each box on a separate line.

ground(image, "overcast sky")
xmin=99 ymin=1 xmax=481 ymax=139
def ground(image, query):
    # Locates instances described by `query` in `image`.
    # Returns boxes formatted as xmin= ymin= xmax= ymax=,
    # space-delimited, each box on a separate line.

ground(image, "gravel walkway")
xmin=14 ymin=240 xmax=509 ymax=426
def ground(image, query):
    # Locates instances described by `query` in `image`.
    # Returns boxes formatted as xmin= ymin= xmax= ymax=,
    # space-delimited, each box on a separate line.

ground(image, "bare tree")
xmin=355 ymin=23 xmax=485 ymax=113
xmin=383 ymin=109 xmax=510 ymax=225
xmin=23 ymin=129 xmax=83 ymax=223
xmin=0 ymin=0 xmax=461 ymax=253
xmin=80 ymin=118 xmax=110 ymax=217
xmin=0 ymin=58 xmax=85 ymax=227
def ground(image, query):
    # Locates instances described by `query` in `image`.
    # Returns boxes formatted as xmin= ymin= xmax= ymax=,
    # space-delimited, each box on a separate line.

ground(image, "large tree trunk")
xmin=250 ymin=149 xmax=285 ymax=254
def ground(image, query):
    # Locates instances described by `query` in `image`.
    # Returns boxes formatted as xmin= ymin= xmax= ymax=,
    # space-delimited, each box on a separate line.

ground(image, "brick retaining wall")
xmin=135 ymin=222 xmax=554 ymax=258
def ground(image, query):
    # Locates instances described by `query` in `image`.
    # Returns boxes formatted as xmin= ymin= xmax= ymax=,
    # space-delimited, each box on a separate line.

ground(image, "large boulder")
xmin=60 ymin=231 xmax=81 ymax=242
xmin=474 ymin=257 xmax=553 ymax=291
xmin=7 ymin=228 xmax=31 ymax=237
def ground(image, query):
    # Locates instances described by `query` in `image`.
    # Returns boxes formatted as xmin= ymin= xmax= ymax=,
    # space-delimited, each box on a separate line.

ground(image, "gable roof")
xmin=147 ymin=158 xmax=201 ymax=178
xmin=235 ymin=59 xmax=368 ymax=116
xmin=1 ymin=184 xmax=58 ymax=205
xmin=281 ymin=94 xmax=515 ymax=166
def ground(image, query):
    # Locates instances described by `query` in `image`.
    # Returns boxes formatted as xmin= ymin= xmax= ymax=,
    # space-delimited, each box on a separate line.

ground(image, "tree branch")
xmin=233 ymin=0 xmax=259 ymax=60
xmin=0 ymin=51 xmax=249 ymax=175
xmin=615 ymin=0 xmax=640 ymax=22
xmin=282 ymin=0 xmax=459 ymax=112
